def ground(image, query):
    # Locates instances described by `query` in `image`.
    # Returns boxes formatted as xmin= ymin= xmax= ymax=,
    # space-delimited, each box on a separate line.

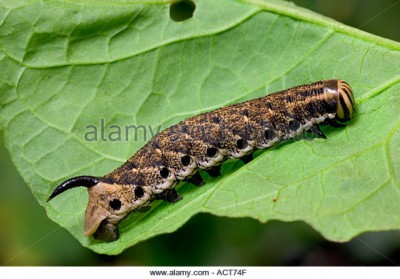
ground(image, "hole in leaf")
xmin=170 ymin=0 xmax=196 ymax=22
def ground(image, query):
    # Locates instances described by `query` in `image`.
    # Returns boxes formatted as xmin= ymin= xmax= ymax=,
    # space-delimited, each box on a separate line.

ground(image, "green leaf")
xmin=1 ymin=0 xmax=399 ymax=255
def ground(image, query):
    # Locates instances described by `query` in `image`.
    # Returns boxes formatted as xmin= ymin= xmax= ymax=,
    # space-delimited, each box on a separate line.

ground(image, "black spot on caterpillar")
xmin=47 ymin=79 xmax=355 ymax=242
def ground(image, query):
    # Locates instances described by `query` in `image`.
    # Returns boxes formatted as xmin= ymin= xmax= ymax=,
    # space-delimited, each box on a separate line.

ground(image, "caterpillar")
xmin=47 ymin=79 xmax=355 ymax=242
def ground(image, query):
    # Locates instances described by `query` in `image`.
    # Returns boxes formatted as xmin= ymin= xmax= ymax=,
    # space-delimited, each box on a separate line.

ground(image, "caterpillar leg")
xmin=307 ymin=125 xmax=327 ymax=139
xmin=187 ymin=172 xmax=205 ymax=187
xmin=206 ymin=165 xmax=221 ymax=178
xmin=93 ymin=220 xmax=120 ymax=242
xmin=240 ymin=154 xmax=253 ymax=164
xmin=155 ymin=188 xmax=182 ymax=203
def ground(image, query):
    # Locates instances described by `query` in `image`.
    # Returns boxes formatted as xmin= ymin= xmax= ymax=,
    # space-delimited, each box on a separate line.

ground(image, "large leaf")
xmin=0 ymin=0 xmax=399 ymax=255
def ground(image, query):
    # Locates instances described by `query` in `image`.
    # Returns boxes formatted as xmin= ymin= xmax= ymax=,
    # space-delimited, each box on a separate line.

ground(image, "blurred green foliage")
xmin=1 ymin=0 xmax=400 ymax=265
xmin=292 ymin=0 xmax=400 ymax=42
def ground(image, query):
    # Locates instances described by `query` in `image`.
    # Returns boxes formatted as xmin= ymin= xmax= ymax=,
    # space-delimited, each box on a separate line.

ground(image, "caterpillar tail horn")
xmin=46 ymin=176 xmax=100 ymax=202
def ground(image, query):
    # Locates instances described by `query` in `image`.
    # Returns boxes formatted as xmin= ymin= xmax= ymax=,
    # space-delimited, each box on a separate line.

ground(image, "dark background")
xmin=1 ymin=0 xmax=400 ymax=265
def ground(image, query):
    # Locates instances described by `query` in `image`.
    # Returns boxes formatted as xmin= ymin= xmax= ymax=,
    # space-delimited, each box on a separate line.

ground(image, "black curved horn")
xmin=47 ymin=176 xmax=100 ymax=202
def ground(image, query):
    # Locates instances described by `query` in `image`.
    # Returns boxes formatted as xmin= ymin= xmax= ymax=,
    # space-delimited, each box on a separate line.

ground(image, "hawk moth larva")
xmin=47 ymin=79 xmax=355 ymax=242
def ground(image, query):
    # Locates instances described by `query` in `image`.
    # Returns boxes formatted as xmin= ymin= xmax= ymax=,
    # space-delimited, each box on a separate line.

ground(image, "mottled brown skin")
xmin=48 ymin=79 xmax=355 ymax=242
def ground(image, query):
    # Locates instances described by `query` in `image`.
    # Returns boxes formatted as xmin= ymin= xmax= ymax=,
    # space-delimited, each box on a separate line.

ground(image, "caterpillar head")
xmin=47 ymin=176 xmax=151 ymax=242
xmin=323 ymin=79 xmax=356 ymax=123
